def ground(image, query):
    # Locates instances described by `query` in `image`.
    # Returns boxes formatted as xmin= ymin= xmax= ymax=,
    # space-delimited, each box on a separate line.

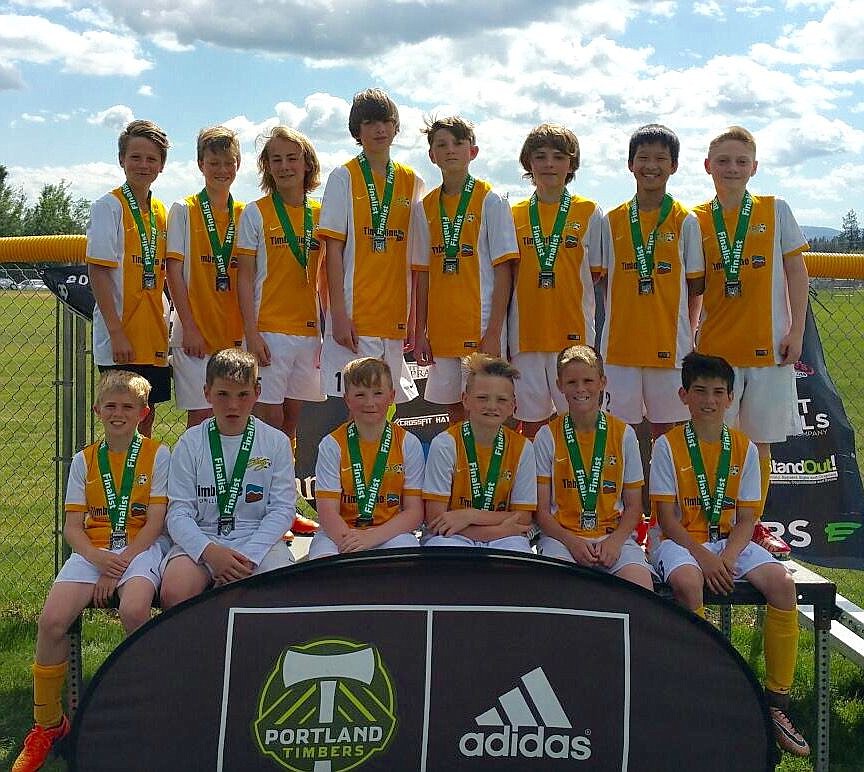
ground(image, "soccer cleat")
xmin=12 ymin=715 xmax=70 ymax=772
xmin=752 ymin=522 xmax=791 ymax=559
xmin=770 ymin=706 xmax=810 ymax=757
xmin=293 ymin=498 xmax=319 ymax=536
xmin=281 ymin=530 xmax=294 ymax=544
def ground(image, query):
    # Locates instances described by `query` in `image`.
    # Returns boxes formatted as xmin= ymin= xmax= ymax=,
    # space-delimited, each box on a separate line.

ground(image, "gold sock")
xmin=694 ymin=605 xmax=706 ymax=619
xmin=764 ymin=604 xmax=799 ymax=695
xmin=758 ymin=453 xmax=772 ymax=520
xmin=32 ymin=661 xmax=67 ymax=727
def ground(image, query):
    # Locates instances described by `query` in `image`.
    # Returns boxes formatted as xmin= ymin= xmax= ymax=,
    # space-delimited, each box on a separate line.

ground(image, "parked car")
xmin=0 ymin=277 xmax=15 ymax=290
xmin=16 ymin=278 xmax=47 ymax=291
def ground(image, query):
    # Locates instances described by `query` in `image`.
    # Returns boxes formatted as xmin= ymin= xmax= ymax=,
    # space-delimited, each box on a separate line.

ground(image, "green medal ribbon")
xmin=97 ymin=432 xmax=143 ymax=535
xmin=198 ymin=189 xmax=235 ymax=281
xmin=120 ymin=183 xmax=158 ymax=285
xmin=684 ymin=421 xmax=732 ymax=530
xmin=562 ymin=412 xmax=607 ymax=517
xmin=461 ymin=422 xmax=505 ymax=511
xmin=208 ymin=416 xmax=256 ymax=534
xmin=346 ymin=421 xmax=393 ymax=526
xmin=272 ymin=192 xmax=314 ymax=271
xmin=356 ymin=153 xmax=395 ymax=247
xmin=710 ymin=191 xmax=753 ymax=284
xmin=439 ymin=175 xmax=476 ymax=259
xmin=628 ymin=193 xmax=674 ymax=279
xmin=528 ymin=190 xmax=571 ymax=274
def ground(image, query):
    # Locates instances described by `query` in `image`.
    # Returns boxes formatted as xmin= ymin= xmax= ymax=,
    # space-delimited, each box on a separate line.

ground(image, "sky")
xmin=2 ymin=0 xmax=864 ymax=229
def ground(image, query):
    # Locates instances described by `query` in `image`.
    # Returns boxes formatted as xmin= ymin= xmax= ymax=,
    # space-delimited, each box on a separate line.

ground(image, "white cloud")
xmin=0 ymin=14 xmax=152 ymax=76
xmin=734 ymin=1 xmax=773 ymax=16
xmin=758 ymin=116 xmax=864 ymax=166
xmin=138 ymin=84 xmax=153 ymax=96
xmin=763 ymin=0 xmax=864 ymax=66
xmin=9 ymin=0 xmax=70 ymax=9
xmin=0 ymin=59 xmax=24 ymax=90
xmin=693 ymin=1 xmax=723 ymax=19
xmin=87 ymin=104 xmax=134 ymax=130
xmin=21 ymin=112 xmax=46 ymax=123
xmin=69 ymin=7 xmax=116 ymax=29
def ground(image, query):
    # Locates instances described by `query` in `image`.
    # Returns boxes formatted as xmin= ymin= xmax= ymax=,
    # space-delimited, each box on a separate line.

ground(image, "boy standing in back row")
xmin=166 ymin=126 xmax=245 ymax=428
xmin=509 ymin=124 xmax=603 ymax=438
xmin=693 ymin=126 xmax=809 ymax=556
xmin=318 ymin=88 xmax=425 ymax=405
xmin=87 ymin=120 xmax=171 ymax=437
xmin=413 ymin=116 xmax=518 ymax=424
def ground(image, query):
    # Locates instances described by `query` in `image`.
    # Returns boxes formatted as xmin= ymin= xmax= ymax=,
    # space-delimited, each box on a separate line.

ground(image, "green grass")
xmin=0 ymin=287 xmax=863 ymax=770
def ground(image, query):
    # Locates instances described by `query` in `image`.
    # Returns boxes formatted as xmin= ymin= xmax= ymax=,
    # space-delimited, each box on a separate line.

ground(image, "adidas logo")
xmin=458 ymin=666 xmax=592 ymax=760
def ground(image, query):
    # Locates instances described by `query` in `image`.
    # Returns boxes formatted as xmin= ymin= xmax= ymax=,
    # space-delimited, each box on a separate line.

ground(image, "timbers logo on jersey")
xmin=253 ymin=638 xmax=397 ymax=771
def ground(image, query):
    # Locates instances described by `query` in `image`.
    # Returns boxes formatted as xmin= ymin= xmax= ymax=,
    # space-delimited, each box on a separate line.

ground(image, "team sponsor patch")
xmin=602 ymin=480 xmax=617 ymax=493
xmin=656 ymin=261 xmax=672 ymax=274
xmin=564 ymin=235 xmax=579 ymax=248
xmin=246 ymin=484 xmax=264 ymax=503
xmin=722 ymin=496 xmax=736 ymax=510
xmin=249 ymin=456 xmax=271 ymax=471
xmin=131 ymin=502 xmax=147 ymax=514
xmin=386 ymin=493 xmax=400 ymax=507
xmin=136 ymin=474 xmax=149 ymax=485
xmin=751 ymin=254 xmax=766 ymax=268
xmin=460 ymin=244 xmax=474 ymax=257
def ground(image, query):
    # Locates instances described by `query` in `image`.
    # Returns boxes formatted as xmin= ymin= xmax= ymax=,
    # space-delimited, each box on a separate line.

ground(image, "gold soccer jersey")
xmin=600 ymin=199 xmax=703 ymax=368
xmin=534 ymin=412 xmax=643 ymax=538
xmin=413 ymin=179 xmax=518 ymax=357
xmin=315 ymin=422 xmax=425 ymax=526
xmin=166 ymin=195 xmax=245 ymax=352
xmin=318 ymin=159 xmax=423 ymax=339
xmin=509 ymin=195 xmax=601 ymax=354
xmin=65 ymin=438 xmax=169 ymax=549
xmin=235 ymin=196 xmax=323 ymax=337
xmin=86 ymin=189 xmax=169 ymax=366
xmin=649 ymin=424 xmax=761 ymax=544
xmin=693 ymin=195 xmax=808 ymax=367
xmin=423 ymin=425 xmax=537 ymax=512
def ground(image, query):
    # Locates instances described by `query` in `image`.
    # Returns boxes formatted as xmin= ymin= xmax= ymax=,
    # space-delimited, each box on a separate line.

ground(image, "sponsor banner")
xmin=70 ymin=551 xmax=776 ymax=772
xmin=42 ymin=265 xmax=95 ymax=321
xmin=765 ymin=302 xmax=864 ymax=568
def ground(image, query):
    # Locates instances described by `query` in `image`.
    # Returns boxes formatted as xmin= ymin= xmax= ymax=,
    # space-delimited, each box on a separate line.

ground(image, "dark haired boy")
xmin=648 ymin=351 xmax=809 ymax=757
xmin=599 ymin=123 xmax=704 ymax=439
xmin=318 ymin=88 xmax=425 ymax=406
xmin=413 ymin=116 xmax=518 ymax=424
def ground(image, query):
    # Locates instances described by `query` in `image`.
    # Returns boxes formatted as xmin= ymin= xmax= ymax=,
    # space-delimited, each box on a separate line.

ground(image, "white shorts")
xmin=727 ymin=365 xmax=801 ymax=444
xmin=650 ymin=538 xmax=777 ymax=583
xmin=161 ymin=540 xmax=294 ymax=576
xmin=307 ymin=531 xmax=420 ymax=559
xmin=421 ymin=533 xmax=533 ymax=553
xmin=423 ymin=357 xmax=468 ymax=405
xmin=536 ymin=534 xmax=657 ymax=577
xmin=254 ymin=332 xmax=325 ymax=404
xmin=170 ymin=347 xmax=209 ymax=411
xmin=511 ymin=352 xmax=567 ymax=422
xmin=604 ymin=365 xmax=690 ymax=425
xmin=321 ymin=334 xmax=418 ymax=403
xmin=54 ymin=543 xmax=163 ymax=590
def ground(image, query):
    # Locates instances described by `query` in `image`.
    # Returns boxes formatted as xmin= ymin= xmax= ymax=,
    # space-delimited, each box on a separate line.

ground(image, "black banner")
xmin=41 ymin=265 xmax=95 ymax=321
xmin=765 ymin=301 xmax=864 ymax=567
xmin=70 ymin=551 xmax=777 ymax=772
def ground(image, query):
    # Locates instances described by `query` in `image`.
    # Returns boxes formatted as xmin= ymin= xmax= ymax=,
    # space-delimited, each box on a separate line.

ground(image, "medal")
xmin=684 ymin=421 xmax=732 ymax=544
xmin=347 ymin=421 xmax=393 ymax=526
xmin=209 ymin=416 xmax=256 ymax=539
xmin=218 ymin=518 xmax=234 ymax=536
xmin=529 ymin=190 xmax=570 ymax=292
xmin=198 ymin=189 xmax=235 ymax=294
xmin=110 ymin=530 xmax=127 ymax=550
xmin=272 ymin=192 xmax=314 ymax=280
xmin=443 ymin=257 xmax=459 ymax=274
xmin=216 ymin=275 xmax=230 ymax=292
xmin=629 ymin=193 xmax=673 ymax=297
xmin=462 ymin=422 xmax=505 ymax=511
xmin=97 ymin=432 xmax=142 ymax=551
xmin=142 ymin=274 xmax=156 ymax=290
xmin=580 ymin=511 xmax=597 ymax=531
xmin=709 ymin=524 xmax=721 ymax=543
xmin=724 ymin=280 xmax=741 ymax=298
xmin=439 ymin=175 xmax=475 ymax=273
xmin=562 ymin=412 xmax=607 ymax=534
xmin=373 ymin=236 xmax=387 ymax=252
xmin=120 ymin=183 xmax=159 ymax=295
xmin=357 ymin=153 xmax=395 ymax=257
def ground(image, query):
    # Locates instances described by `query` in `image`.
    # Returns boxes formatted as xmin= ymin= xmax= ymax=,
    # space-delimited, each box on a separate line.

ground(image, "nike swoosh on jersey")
xmin=679 ymin=465 xmax=693 ymax=472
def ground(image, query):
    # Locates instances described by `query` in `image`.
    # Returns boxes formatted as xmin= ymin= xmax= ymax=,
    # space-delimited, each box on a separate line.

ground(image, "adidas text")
xmin=458 ymin=726 xmax=592 ymax=760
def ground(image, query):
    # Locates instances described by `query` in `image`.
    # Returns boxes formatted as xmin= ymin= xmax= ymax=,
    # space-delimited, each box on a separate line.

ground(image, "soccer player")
xmin=509 ymin=124 xmax=603 ymax=438
xmin=535 ymin=346 xmax=654 ymax=589
xmin=599 ymin=123 xmax=704 ymax=438
xmin=649 ymin=352 xmax=809 ymax=757
xmin=310 ymin=357 xmax=423 ymax=558
xmin=160 ymin=349 xmax=295 ymax=608
xmin=318 ymin=88 xmax=425 ymax=405
xmin=423 ymin=353 xmax=535 ymax=550
xmin=413 ymin=116 xmax=518 ymax=424
xmin=12 ymin=371 xmax=168 ymax=772
xmin=87 ymin=120 xmax=170 ymax=437
xmin=693 ymin=126 xmax=809 ymax=557
xmin=166 ymin=126 xmax=244 ymax=428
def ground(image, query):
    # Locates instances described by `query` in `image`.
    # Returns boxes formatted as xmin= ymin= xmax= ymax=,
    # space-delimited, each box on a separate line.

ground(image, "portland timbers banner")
xmin=764 ymin=300 xmax=864 ymax=568
xmin=70 ymin=551 xmax=777 ymax=772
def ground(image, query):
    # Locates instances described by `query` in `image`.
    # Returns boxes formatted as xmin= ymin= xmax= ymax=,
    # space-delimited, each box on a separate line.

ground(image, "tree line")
xmin=0 ymin=165 xmax=90 ymax=237
xmin=809 ymin=209 xmax=864 ymax=253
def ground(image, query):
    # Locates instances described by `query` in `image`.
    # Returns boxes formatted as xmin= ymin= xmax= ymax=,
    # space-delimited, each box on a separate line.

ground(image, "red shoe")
xmin=12 ymin=715 xmax=70 ymax=772
xmin=292 ymin=514 xmax=319 ymax=535
xmin=770 ymin=706 xmax=810 ymax=756
xmin=282 ymin=530 xmax=294 ymax=544
xmin=752 ymin=522 xmax=791 ymax=559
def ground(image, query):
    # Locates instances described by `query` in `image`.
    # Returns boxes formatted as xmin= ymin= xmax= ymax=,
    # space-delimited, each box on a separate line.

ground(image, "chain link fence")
xmin=0 ymin=265 xmax=862 ymax=613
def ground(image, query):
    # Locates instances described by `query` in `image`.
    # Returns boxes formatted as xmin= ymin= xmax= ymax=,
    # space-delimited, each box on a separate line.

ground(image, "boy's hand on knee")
xmin=93 ymin=575 xmax=119 ymax=608
xmin=595 ymin=536 xmax=624 ymax=568
xmin=428 ymin=509 xmax=472 ymax=536
xmin=203 ymin=543 xmax=254 ymax=584
xmin=92 ymin=549 xmax=130 ymax=579
xmin=338 ymin=528 xmax=379 ymax=553
xmin=501 ymin=513 xmax=531 ymax=537
xmin=697 ymin=549 xmax=735 ymax=595
xmin=566 ymin=535 xmax=599 ymax=567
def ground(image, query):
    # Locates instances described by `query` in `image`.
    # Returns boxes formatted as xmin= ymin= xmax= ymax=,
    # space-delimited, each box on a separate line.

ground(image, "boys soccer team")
xmin=13 ymin=89 xmax=812 ymax=769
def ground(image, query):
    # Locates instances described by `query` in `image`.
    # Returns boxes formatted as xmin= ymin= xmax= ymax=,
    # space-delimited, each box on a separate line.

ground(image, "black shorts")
xmin=97 ymin=363 xmax=172 ymax=405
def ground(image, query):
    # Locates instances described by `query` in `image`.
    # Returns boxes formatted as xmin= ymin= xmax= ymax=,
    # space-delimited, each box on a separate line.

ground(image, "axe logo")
xmin=253 ymin=638 xmax=397 ymax=772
